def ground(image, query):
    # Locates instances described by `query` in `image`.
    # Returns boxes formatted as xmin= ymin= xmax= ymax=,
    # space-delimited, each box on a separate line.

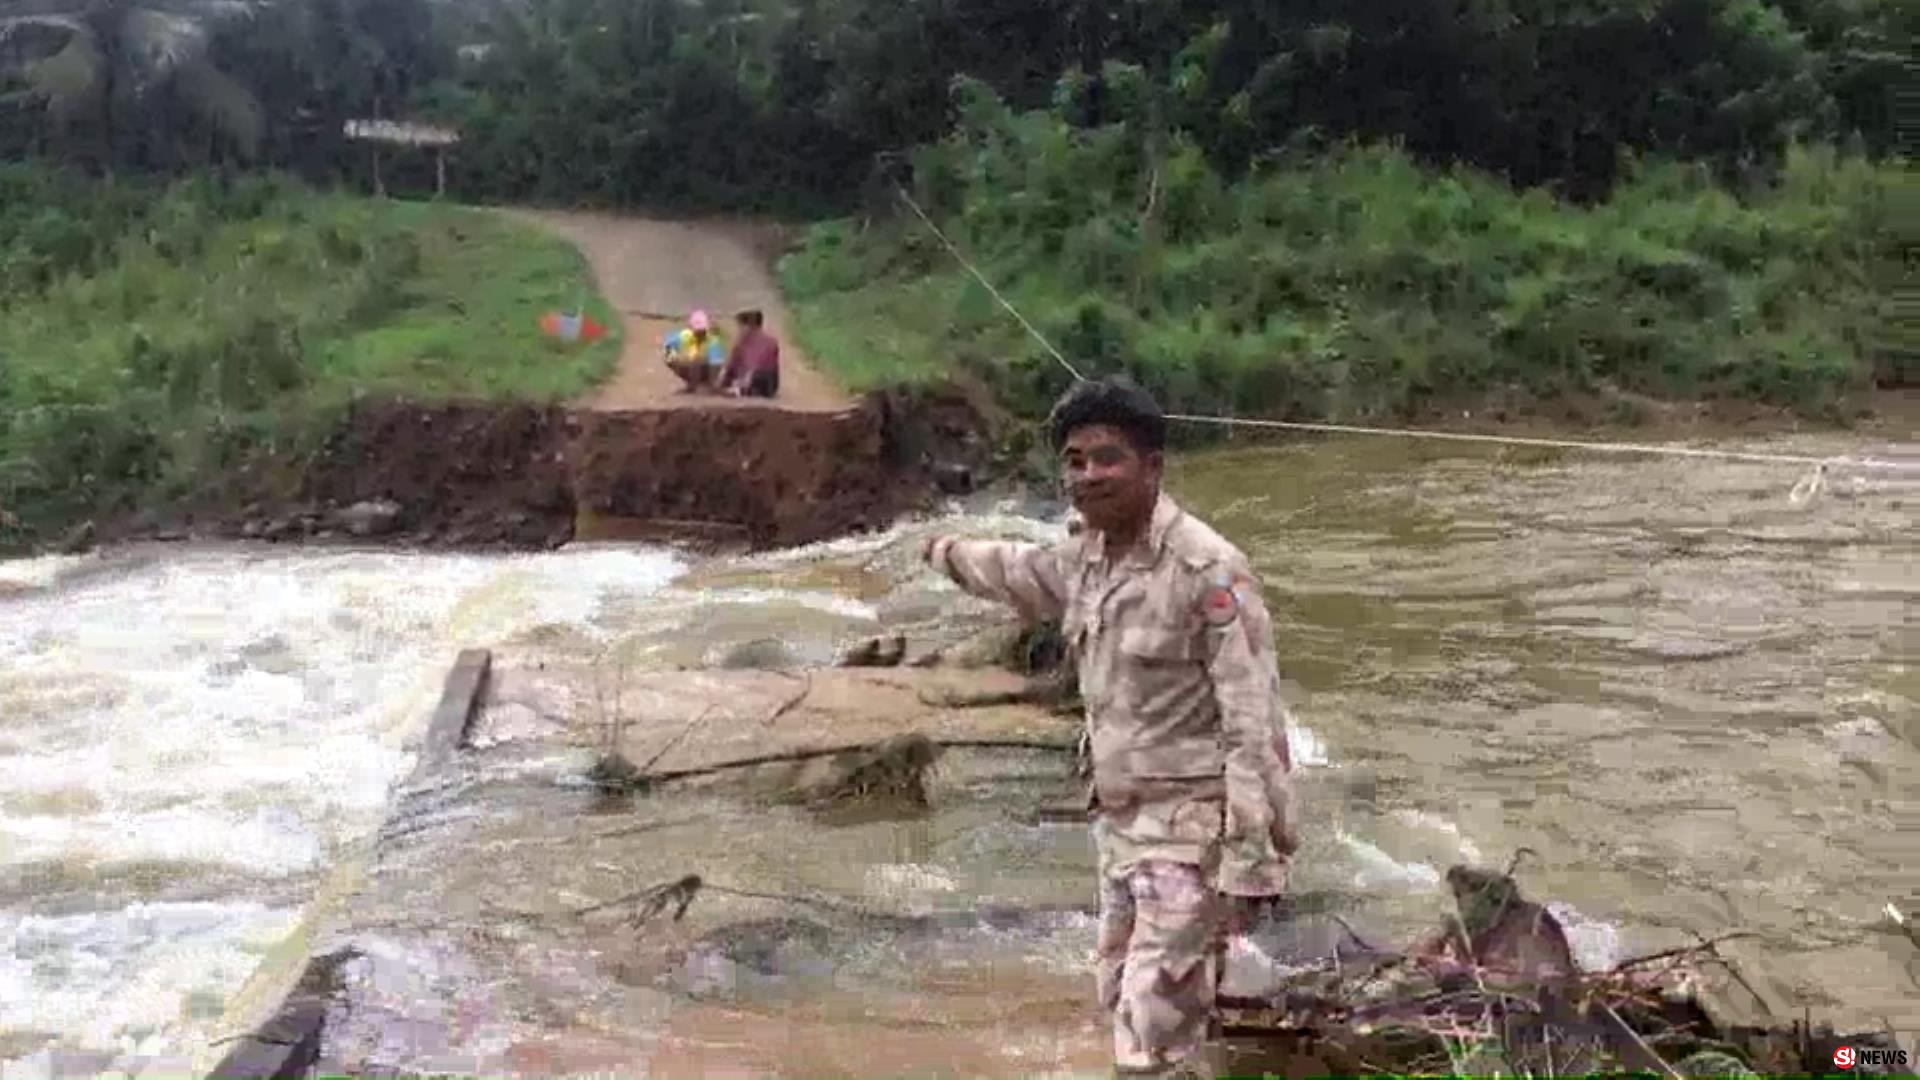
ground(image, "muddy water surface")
xmin=1168 ymin=432 xmax=1918 ymax=1033
xmin=1 ymin=433 xmax=1914 ymax=1077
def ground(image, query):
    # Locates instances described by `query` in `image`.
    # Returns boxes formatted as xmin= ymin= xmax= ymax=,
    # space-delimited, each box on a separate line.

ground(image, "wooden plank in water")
xmin=203 ymin=994 xmax=325 ymax=1079
xmin=422 ymin=648 xmax=491 ymax=767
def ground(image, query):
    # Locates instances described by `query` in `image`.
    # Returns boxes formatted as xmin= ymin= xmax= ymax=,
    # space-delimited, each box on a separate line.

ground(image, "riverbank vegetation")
xmin=780 ymin=98 xmax=1905 ymax=424
xmin=0 ymin=0 xmax=1906 ymax=538
xmin=0 ymin=167 xmax=617 ymax=540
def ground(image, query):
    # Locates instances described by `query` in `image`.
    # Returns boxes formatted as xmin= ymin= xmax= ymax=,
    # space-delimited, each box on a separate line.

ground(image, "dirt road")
xmin=515 ymin=210 xmax=851 ymax=413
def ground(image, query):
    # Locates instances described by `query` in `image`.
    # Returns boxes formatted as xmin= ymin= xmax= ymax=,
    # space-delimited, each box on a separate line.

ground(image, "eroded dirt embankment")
xmin=121 ymin=384 xmax=1003 ymax=552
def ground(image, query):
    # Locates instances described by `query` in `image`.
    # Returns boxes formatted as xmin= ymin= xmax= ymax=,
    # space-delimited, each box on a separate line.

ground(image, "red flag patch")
xmin=1202 ymin=578 xmax=1240 ymax=626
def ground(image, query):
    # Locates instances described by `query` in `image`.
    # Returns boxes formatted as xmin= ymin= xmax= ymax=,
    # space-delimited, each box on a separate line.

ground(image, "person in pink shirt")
xmin=720 ymin=309 xmax=781 ymax=398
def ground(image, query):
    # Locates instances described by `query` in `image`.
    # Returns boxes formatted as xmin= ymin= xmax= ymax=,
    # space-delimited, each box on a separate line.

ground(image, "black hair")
xmin=736 ymin=309 xmax=765 ymax=329
xmin=1045 ymin=376 xmax=1166 ymax=454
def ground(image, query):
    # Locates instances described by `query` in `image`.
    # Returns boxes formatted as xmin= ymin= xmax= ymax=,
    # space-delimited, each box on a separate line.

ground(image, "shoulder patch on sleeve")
xmin=1199 ymin=568 xmax=1240 ymax=626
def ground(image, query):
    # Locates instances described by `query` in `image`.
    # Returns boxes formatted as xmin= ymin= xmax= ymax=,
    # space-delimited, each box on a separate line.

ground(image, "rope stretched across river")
xmin=892 ymin=183 xmax=1918 ymax=481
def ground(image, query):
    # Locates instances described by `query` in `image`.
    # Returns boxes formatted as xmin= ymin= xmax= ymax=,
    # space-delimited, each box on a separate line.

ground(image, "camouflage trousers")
xmin=1096 ymin=860 xmax=1226 ymax=1078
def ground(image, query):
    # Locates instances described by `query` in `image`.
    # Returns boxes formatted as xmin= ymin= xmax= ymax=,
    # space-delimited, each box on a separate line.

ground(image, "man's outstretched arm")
xmin=925 ymin=536 xmax=1070 ymax=624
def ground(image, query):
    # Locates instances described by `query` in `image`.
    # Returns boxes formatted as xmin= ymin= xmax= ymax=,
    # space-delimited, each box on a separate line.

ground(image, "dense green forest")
xmin=4 ymin=0 xmax=1903 ymax=208
xmin=785 ymin=131 xmax=1902 ymax=423
xmin=0 ymin=0 xmax=1909 ymax=539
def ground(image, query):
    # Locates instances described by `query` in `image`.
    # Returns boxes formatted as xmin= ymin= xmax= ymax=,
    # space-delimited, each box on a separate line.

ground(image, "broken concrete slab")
xmin=473 ymin=665 xmax=1076 ymax=776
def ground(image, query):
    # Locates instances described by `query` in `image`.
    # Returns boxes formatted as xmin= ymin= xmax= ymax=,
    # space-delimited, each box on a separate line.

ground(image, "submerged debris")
xmin=589 ymin=703 xmax=720 ymax=795
xmin=585 ymin=727 xmax=946 ymax=814
xmin=586 ymin=752 xmax=651 ymax=795
xmin=1417 ymin=861 xmax=1575 ymax=983
xmin=793 ymin=732 xmax=942 ymax=810
xmin=1220 ymin=862 xmax=1908 ymax=1077
xmin=837 ymin=634 xmax=907 ymax=668
xmin=718 ymin=638 xmax=797 ymax=671
xmin=593 ymin=874 xmax=705 ymax=926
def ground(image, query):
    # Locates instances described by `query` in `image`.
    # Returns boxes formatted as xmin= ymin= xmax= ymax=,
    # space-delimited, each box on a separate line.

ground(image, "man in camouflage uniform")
xmin=923 ymin=377 xmax=1300 ymax=1079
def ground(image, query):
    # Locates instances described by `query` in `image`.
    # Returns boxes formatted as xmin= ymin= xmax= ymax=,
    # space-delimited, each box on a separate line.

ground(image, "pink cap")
xmin=689 ymin=309 xmax=711 ymax=331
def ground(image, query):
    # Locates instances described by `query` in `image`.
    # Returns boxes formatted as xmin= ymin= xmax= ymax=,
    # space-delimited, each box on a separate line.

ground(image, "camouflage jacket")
xmin=929 ymin=493 xmax=1299 ymax=896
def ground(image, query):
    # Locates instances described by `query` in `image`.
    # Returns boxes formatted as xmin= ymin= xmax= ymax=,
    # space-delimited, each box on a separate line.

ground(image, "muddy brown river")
xmin=1 ymin=431 xmax=1914 ymax=1076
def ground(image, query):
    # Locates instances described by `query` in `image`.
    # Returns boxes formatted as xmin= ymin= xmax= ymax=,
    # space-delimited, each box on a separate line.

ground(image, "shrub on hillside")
xmin=782 ymin=82 xmax=1902 ymax=424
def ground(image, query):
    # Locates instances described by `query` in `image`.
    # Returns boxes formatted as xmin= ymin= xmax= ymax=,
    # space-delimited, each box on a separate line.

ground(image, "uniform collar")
xmin=1081 ymin=491 xmax=1182 ymax=568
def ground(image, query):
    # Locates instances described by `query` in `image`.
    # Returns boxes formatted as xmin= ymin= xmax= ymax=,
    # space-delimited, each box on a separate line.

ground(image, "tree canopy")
xmin=0 ymin=0 xmax=1905 ymax=209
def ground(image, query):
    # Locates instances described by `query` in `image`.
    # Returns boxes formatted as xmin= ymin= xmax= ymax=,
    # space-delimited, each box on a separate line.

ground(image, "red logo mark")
xmin=1201 ymin=585 xmax=1238 ymax=625
xmin=1835 ymin=1046 xmax=1856 ymax=1070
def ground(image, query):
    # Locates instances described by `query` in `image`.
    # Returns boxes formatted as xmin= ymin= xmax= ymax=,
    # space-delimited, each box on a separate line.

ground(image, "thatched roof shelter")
xmin=343 ymin=118 xmax=462 ymax=195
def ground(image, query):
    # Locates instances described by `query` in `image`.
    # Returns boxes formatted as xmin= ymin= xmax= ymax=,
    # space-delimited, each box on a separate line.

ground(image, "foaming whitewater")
xmin=0 ymin=543 xmax=688 ymax=1066
xmin=0 ymin=495 xmax=1502 ymax=1070
xmin=2 ymin=902 xmax=302 ymax=1057
xmin=0 ymin=553 xmax=91 ymax=594
xmin=744 ymin=498 xmax=1073 ymax=567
